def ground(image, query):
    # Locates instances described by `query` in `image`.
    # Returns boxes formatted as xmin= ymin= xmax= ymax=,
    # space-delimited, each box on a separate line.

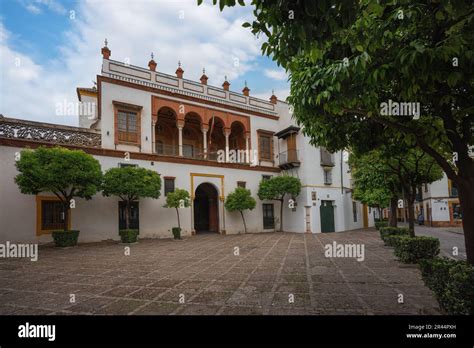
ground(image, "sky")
xmin=0 ymin=0 xmax=290 ymax=126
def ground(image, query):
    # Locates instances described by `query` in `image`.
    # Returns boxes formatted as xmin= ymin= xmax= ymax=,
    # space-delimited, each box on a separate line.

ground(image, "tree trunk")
xmin=62 ymin=201 xmax=69 ymax=231
xmin=458 ymin=178 xmax=474 ymax=265
xmin=125 ymin=200 xmax=130 ymax=230
xmin=407 ymin=196 xmax=415 ymax=237
xmin=240 ymin=210 xmax=247 ymax=233
xmin=389 ymin=196 xmax=398 ymax=227
xmin=377 ymin=207 xmax=382 ymax=221
xmin=279 ymin=198 xmax=284 ymax=232
xmin=176 ymin=208 xmax=181 ymax=230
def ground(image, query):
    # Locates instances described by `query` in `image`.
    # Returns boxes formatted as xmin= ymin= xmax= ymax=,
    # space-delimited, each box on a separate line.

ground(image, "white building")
xmin=0 ymin=43 xmax=374 ymax=244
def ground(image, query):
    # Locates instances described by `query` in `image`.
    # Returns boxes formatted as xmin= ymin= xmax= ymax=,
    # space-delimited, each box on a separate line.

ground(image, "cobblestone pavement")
xmin=0 ymin=229 xmax=442 ymax=315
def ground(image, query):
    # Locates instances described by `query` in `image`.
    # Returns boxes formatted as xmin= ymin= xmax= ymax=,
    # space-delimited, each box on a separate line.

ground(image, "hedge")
xmin=375 ymin=221 xmax=388 ymax=230
xmin=392 ymin=236 xmax=440 ymax=263
xmin=52 ymin=230 xmax=80 ymax=247
xmin=379 ymin=227 xmax=409 ymax=246
xmin=419 ymin=258 xmax=474 ymax=315
xmin=119 ymin=229 xmax=139 ymax=243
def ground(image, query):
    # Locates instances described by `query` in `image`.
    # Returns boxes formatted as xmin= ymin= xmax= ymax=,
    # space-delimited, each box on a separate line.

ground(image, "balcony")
xmin=320 ymin=148 xmax=335 ymax=167
xmin=278 ymin=149 xmax=300 ymax=170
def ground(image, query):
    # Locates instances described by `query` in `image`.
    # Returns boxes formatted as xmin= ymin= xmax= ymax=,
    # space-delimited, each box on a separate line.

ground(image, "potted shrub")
xmin=165 ymin=189 xmax=190 ymax=240
xmin=15 ymin=146 xmax=102 ymax=247
xmin=102 ymin=167 xmax=161 ymax=243
xmin=224 ymin=187 xmax=256 ymax=233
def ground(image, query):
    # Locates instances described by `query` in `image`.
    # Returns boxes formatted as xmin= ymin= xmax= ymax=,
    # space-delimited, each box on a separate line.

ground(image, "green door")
xmin=320 ymin=200 xmax=335 ymax=233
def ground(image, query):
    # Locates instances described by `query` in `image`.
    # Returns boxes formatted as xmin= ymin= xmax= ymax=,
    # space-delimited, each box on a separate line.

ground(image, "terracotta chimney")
xmin=176 ymin=61 xmax=184 ymax=78
xmin=242 ymin=81 xmax=250 ymax=96
xmin=148 ymin=52 xmax=157 ymax=71
xmin=200 ymin=68 xmax=208 ymax=85
xmin=101 ymin=39 xmax=111 ymax=59
xmin=270 ymin=89 xmax=277 ymax=104
xmin=222 ymin=76 xmax=230 ymax=91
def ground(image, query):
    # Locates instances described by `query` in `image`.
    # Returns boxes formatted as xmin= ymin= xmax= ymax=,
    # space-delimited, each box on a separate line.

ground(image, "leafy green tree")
xmin=225 ymin=187 xmax=256 ymax=233
xmin=257 ymin=175 xmax=301 ymax=231
xmin=207 ymin=0 xmax=474 ymax=264
xmin=351 ymin=145 xmax=443 ymax=235
xmin=15 ymin=146 xmax=102 ymax=231
xmin=102 ymin=167 xmax=161 ymax=230
xmin=350 ymin=150 xmax=400 ymax=227
xmin=164 ymin=189 xmax=190 ymax=231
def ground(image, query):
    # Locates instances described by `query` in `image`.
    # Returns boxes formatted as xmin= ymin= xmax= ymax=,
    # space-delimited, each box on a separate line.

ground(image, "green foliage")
xmin=164 ymin=189 xmax=190 ymax=231
xmin=119 ymin=229 xmax=139 ymax=243
xmin=257 ymin=175 xmax=301 ymax=232
xmin=225 ymin=187 xmax=256 ymax=212
xmin=164 ymin=189 xmax=190 ymax=209
xmin=420 ymin=258 xmax=474 ymax=315
xmin=102 ymin=167 xmax=161 ymax=201
xmin=15 ymin=146 xmax=102 ymax=200
xmin=392 ymin=236 xmax=440 ymax=263
xmin=225 ymin=187 xmax=256 ymax=233
xmin=257 ymin=175 xmax=301 ymax=201
xmin=379 ymin=227 xmax=409 ymax=246
xmin=51 ymin=230 xmax=80 ymax=247
xmin=374 ymin=221 xmax=388 ymax=230
xmin=15 ymin=146 xmax=102 ymax=231
xmin=172 ymin=227 xmax=181 ymax=240
xmin=206 ymin=0 xmax=474 ymax=263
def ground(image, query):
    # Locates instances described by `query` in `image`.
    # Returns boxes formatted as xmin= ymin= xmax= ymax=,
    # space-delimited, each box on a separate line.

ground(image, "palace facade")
xmin=0 ymin=43 xmax=375 ymax=244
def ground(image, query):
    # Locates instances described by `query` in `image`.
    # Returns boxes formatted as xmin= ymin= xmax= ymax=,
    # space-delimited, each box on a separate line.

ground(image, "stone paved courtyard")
xmin=0 ymin=229 xmax=442 ymax=315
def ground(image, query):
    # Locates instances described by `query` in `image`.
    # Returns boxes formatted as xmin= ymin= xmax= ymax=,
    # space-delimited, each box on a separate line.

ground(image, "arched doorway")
xmin=194 ymin=183 xmax=219 ymax=234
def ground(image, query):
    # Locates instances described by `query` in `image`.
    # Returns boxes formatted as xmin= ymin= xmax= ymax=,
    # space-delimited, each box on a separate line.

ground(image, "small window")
xmin=237 ymin=181 xmax=246 ymax=188
xmin=183 ymin=144 xmax=194 ymax=158
xmin=352 ymin=201 xmax=358 ymax=222
xmin=262 ymin=175 xmax=272 ymax=181
xmin=119 ymin=163 xmax=138 ymax=168
xmin=263 ymin=203 xmax=275 ymax=229
xmin=156 ymin=140 xmax=164 ymax=154
xmin=41 ymin=201 xmax=65 ymax=231
xmin=324 ymin=169 xmax=332 ymax=185
xmin=117 ymin=110 xmax=138 ymax=143
xmin=164 ymin=177 xmax=175 ymax=196
xmin=258 ymin=134 xmax=273 ymax=160
xmin=311 ymin=191 xmax=317 ymax=201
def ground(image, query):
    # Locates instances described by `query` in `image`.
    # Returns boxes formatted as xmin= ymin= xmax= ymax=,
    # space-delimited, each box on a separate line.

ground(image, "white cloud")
xmin=264 ymin=68 xmax=287 ymax=81
xmin=19 ymin=0 xmax=67 ymax=15
xmin=1 ymin=0 xmax=266 ymax=125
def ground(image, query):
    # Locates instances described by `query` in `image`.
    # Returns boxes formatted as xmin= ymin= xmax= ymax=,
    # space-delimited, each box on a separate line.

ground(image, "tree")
xmin=164 ymin=189 xmax=190 ymax=231
xmin=225 ymin=187 xmax=256 ymax=233
xmin=208 ymin=0 xmax=474 ymax=264
xmin=257 ymin=175 xmax=301 ymax=232
xmin=351 ymin=145 xmax=443 ymax=236
xmin=350 ymin=150 xmax=400 ymax=227
xmin=102 ymin=167 xmax=161 ymax=230
xmin=15 ymin=146 xmax=102 ymax=231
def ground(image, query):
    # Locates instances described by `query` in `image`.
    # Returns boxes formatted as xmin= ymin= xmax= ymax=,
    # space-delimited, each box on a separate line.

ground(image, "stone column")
xmin=178 ymin=126 xmax=183 ymax=156
xmin=151 ymin=120 xmax=156 ymax=153
xmin=224 ymin=128 xmax=231 ymax=163
xmin=202 ymin=125 xmax=208 ymax=159
xmin=245 ymin=132 xmax=250 ymax=163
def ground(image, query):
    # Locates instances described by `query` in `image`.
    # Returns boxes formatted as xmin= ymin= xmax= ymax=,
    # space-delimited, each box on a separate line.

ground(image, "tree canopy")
xmin=15 ymin=146 xmax=102 ymax=231
xmin=102 ymin=166 xmax=161 ymax=230
xmin=164 ymin=188 xmax=190 ymax=230
xmin=225 ymin=187 xmax=256 ymax=233
xmin=258 ymin=175 xmax=301 ymax=231
xmin=206 ymin=0 xmax=474 ymax=264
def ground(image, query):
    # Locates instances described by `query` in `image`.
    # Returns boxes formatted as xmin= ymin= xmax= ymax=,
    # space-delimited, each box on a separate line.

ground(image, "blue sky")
xmin=0 ymin=0 xmax=289 ymax=125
